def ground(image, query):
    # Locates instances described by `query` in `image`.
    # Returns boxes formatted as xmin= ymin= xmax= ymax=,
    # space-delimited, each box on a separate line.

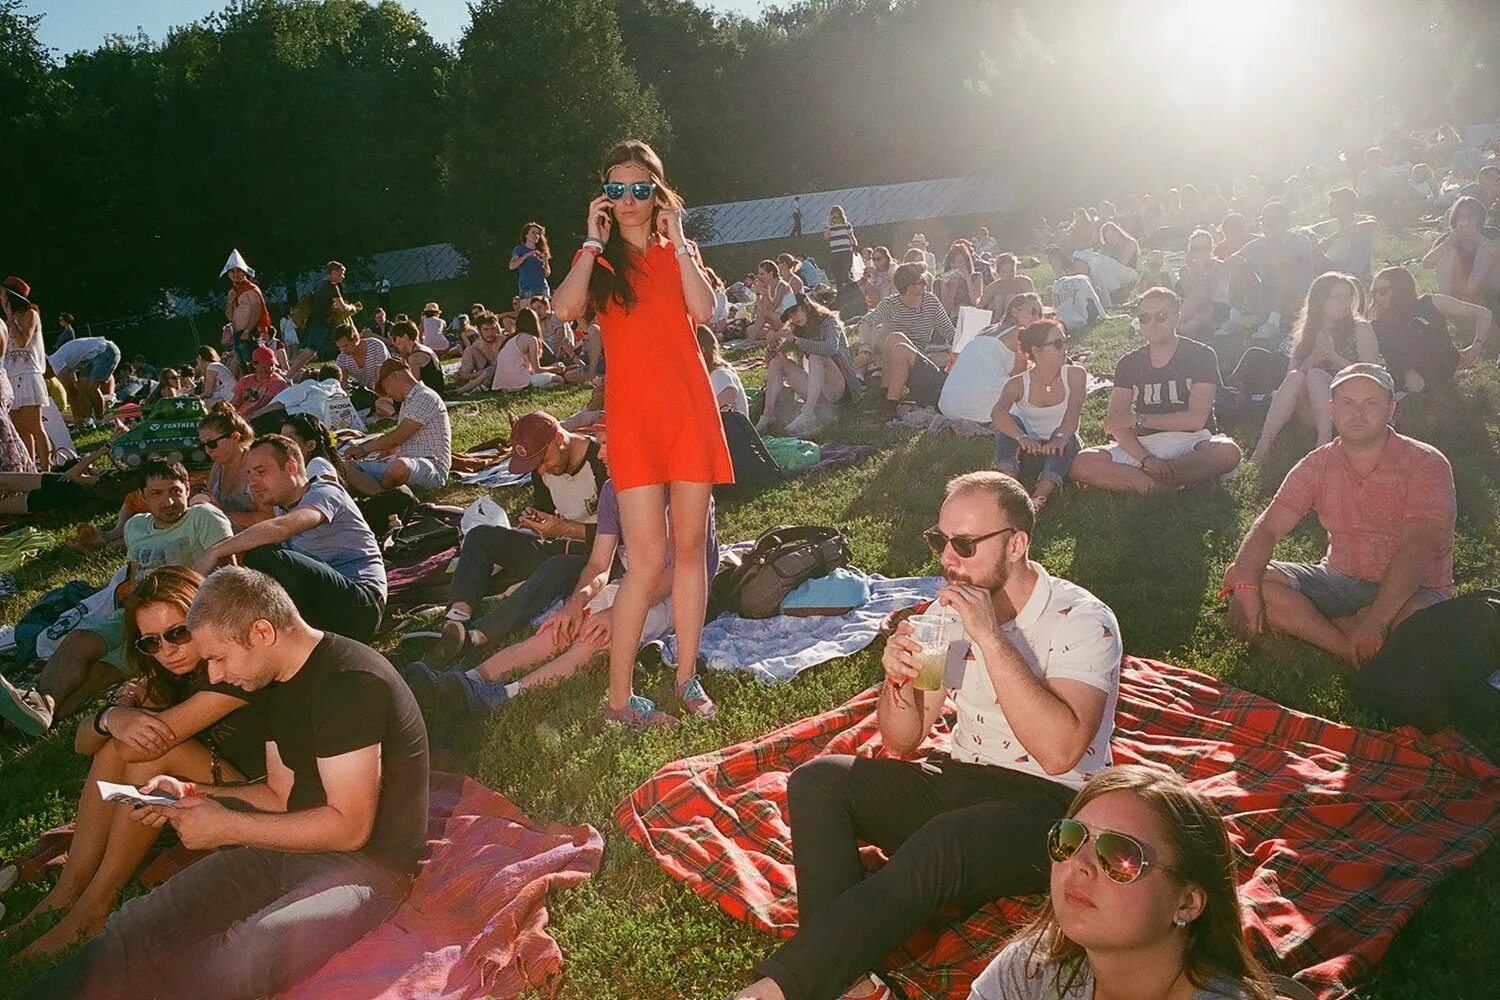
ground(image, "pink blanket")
xmin=277 ymin=776 xmax=603 ymax=1000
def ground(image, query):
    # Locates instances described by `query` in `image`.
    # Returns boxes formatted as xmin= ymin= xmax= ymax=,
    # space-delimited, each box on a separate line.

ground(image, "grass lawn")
xmin=1 ymin=227 xmax=1496 ymax=999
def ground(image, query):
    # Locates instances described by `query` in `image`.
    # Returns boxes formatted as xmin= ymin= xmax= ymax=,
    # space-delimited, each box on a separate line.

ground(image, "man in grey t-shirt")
xmin=196 ymin=435 xmax=386 ymax=641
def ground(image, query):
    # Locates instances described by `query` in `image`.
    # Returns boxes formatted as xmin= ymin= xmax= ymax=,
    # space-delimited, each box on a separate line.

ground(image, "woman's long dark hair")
xmin=586 ymin=139 xmax=687 ymax=316
xmin=122 ymin=565 xmax=207 ymax=708
xmin=279 ymin=411 xmax=348 ymax=484
xmin=789 ymin=291 xmax=839 ymax=337
xmin=1021 ymin=765 xmax=1274 ymax=1000
xmin=1366 ymin=265 xmax=1421 ymax=325
xmin=521 ymin=221 xmax=551 ymax=263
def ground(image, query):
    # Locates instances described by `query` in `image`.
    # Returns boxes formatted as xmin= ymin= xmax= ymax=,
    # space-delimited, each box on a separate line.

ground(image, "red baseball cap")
xmin=251 ymin=345 xmax=276 ymax=365
xmin=508 ymin=411 xmax=563 ymax=475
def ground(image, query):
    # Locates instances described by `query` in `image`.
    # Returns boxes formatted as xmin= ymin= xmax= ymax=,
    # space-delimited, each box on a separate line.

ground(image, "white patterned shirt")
xmin=393 ymin=382 xmax=451 ymax=473
xmin=947 ymin=565 xmax=1121 ymax=790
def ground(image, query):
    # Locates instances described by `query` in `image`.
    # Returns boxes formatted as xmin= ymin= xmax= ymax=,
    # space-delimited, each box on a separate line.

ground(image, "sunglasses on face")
xmin=1047 ymin=817 xmax=1156 ymax=884
xmin=1138 ymin=309 xmax=1173 ymax=325
xmin=201 ymin=431 xmax=234 ymax=449
xmin=135 ymin=623 xmax=193 ymax=656
xmin=1040 ymin=338 xmax=1068 ymax=351
xmin=602 ymin=181 xmax=657 ymax=201
xmin=923 ymin=525 xmax=1017 ymax=558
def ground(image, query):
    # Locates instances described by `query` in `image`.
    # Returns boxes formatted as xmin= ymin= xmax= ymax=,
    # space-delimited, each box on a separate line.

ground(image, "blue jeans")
xmin=995 ymin=432 xmax=1081 ymax=485
xmin=449 ymin=525 xmax=580 ymax=608
xmin=471 ymin=553 xmax=587 ymax=646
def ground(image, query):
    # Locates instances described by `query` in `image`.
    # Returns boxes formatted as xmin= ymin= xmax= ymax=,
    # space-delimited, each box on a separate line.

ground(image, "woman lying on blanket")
xmin=3 ymin=566 xmax=267 ymax=958
xmin=966 ymin=765 xmax=1275 ymax=1000
xmin=402 ymin=479 xmax=718 ymax=724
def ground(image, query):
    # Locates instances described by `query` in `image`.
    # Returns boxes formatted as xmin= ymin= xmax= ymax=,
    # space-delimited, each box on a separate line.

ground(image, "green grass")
xmin=1 ymin=228 xmax=1497 ymax=999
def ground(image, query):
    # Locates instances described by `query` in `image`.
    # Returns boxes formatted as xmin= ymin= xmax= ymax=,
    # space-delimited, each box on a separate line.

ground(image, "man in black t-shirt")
xmin=1070 ymin=287 xmax=1242 ymax=494
xmin=21 ymin=567 xmax=429 ymax=1000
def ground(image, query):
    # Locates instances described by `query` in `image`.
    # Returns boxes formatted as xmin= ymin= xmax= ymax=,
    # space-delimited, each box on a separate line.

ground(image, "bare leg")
xmin=607 ymin=486 xmax=669 ymax=710
xmin=470 ymin=630 xmax=558 ymax=683
xmin=1261 ymin=572 xmax=1351 ymax=661
xmin=795 ymin=357 xmax=828 ymax=421
xmin=880 ymin=335 xmax=920 ymax=401
xmin=19 ymin=741 xmax=234 ymax=958
xmin=379 ymin=459 xmax=413 ymax=489
xmin=342 ymin=462 xmax=383 ymax=498
xmin=514 ymin=641 xmax=605 ymax=692
xmin=36 ymin=629 xmax=111 ymax=720
xmin=1068 ymin=448 xmax=1162 ymax=495
xmin=1250 ymin=369 xmax=1305 ymax=462
xmin=1164 ymin=439 xmax=1242 ymax=484
xmin=1304 ymin=367 xmax=1334 ymax=447
xmin=760 ymin=355 xmax=793 ymax=421
xmin=12 ymin=405 xmax=48 ymax=471
xmin=667 ymin=481 xmax=713 ymax=687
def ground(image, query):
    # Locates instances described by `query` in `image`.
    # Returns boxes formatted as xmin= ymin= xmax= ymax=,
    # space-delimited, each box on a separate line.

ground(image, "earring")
xmin=1173 ymin=915 xmax=1188 ymax=928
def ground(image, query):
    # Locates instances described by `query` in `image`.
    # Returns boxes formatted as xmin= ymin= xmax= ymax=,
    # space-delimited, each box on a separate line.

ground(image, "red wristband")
xmin=181 ymin=782 xmax=199 ymax=798
xmin=1216 ymin=582 xmax=1259 ymax=601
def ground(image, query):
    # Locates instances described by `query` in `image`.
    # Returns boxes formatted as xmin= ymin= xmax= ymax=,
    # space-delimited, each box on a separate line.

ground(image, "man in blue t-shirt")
xmin=195 ymin=435 xmax=386 ymax=640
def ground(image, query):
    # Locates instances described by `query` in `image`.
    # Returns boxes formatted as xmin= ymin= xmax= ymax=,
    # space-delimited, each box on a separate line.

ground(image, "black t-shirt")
xmin=252 ymin=633 xmax=429 ymax=871
xmin=201 ymin=680 xmax=270 ymax=781
xmin=1112 ymin=337 xmax=1222 ymax=434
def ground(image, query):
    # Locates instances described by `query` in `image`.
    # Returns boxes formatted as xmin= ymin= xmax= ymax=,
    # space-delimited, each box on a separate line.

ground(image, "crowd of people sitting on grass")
xmin=0 ymin=124 xmax=1488 ymax=999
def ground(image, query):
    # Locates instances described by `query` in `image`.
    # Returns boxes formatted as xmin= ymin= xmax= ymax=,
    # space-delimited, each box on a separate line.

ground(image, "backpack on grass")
xmin=710 ymin=525 xmax=852 ymax=619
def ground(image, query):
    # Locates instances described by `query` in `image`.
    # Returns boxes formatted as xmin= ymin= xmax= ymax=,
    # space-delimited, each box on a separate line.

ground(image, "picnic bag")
xmin=382 ymin=512 xmax=461 ymax=563
xmin=289 ymin=291 xmax=315 ymax=330
xmin=710 ymin=525 xmax=851 ymax=619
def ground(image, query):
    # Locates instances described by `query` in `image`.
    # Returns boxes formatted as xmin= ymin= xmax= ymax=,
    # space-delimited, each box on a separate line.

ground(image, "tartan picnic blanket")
xmin=615 ymin=657 xmax=1500 ymax=999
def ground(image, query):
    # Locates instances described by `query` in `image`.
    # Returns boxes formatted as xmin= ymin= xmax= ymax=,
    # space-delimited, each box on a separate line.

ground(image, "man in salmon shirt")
xmin=1222 ymin=362 xmax=1456 ymax=666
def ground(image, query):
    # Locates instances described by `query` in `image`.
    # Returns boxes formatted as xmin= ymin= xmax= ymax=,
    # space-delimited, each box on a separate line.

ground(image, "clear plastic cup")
xmin=908 ymin=612 xmax=964 ymax=691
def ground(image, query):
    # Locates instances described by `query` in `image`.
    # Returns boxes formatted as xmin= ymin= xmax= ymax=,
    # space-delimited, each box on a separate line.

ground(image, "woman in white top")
xmin=279 ymin=411 xmax=349 ymax=486
xmin=937 ymin=292 xmax=1042 ymax=425
xmin=195 ymin=346 xmax=236 ymax=406
xmin=2 ymin=279 xmax=50 ymax=469
xmin=967 ymin=766 xmax=1274 ymax=1000
xmin=697 ymin=325 xmax=748 ymax=417
xmin=992 ymin=317 xmax=1087 ymax=516
xmin=420 ymin=303 xmax=452 ymax=353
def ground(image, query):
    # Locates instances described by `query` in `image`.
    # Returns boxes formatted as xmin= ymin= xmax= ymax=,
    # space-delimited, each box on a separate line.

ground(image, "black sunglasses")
xmin=602 ymin=181 xmax=657 ymax=202
xmin=201 ymin=431 xmax=234 ymax=449
xmin=923 ymin=525 xmax=1017 ymax=558
xmin=135 ymin=623 xmax=194 ymax=656
xmin=1138 ymin=308 xmax=1173 ymax=325
xmin=1040 ymin=337 xmax=1068 ymax=350
xmin=1047 ymin=818 xmax=1157 ymax=885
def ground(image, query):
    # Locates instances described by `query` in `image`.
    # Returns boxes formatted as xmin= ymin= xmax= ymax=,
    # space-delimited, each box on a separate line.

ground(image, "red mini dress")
xmin=589 ymin=235 xmax=734 ymax=491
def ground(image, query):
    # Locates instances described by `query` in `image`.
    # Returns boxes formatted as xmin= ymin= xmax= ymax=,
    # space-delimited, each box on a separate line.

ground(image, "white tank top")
xmin=1010 ymin=369 xmax=1071 ymax=439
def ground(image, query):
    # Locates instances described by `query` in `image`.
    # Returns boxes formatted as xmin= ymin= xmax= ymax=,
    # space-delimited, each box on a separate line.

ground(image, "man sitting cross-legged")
xmin=344 ymin=359 xmax=452 ymax=494
xmin=1222 ymin=363 xmax=1455 ymax=667
xmin=18 ymin=566 xmax=429 ymax=1000
xmin=734 ymin=472 xmax=1122 ymax=1000
xmin=0 ymin=458 xmax=232 ymax=738
xmin=405 ymin=478 xmax=720 ymax=725
xmin=195 ymin=435 xmax=387 ymax=642
xmin=1069 ymin=287 xmax=1242 ymax=494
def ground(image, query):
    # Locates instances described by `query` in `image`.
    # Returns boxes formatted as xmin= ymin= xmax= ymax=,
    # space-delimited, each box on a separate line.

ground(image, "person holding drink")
xmin=733 ymin=471 xmax=1122 ymax=1000
xmin=552 ymin=139 xmax=733 ymax=729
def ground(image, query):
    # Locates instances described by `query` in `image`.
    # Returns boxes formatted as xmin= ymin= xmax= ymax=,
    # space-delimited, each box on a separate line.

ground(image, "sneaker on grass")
xmin=676 ymin=674 xmax=718 ymax=719
xmin=0 ymin=675 xmax=54 ymax=737
xmin=603 ymin=694 xmax=678 ymax=731
xmin=430 ymin=620 xmax=470 ymax=667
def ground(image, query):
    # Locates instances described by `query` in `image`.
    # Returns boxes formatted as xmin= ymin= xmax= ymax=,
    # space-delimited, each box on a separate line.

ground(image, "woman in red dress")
xmin=554 ymin=139 xmax=733 ymax=730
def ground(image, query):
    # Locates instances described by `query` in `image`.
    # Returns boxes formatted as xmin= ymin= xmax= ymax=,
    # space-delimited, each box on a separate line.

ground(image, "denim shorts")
xmin=1269 ymin=561 xmax=1444 ymax=620
xmin=354 ymin=457 xmax=448 ymax=492
xmin=85 ymin=341 xmax=121 ymax=382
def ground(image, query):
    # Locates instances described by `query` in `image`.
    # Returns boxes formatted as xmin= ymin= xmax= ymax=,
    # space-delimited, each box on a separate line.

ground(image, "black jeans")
xmin=21 ymin=846 xmax=411 ymax=1000
xmin=470 ymin=553 xmax=587 ymax=645
xmin=449 ymin=524 xmax=579 ymax=608
xmin=243 ymin=546 xmax=384 ymax=642
xmin=755 ymin=753 xmax=1074 ymax=1000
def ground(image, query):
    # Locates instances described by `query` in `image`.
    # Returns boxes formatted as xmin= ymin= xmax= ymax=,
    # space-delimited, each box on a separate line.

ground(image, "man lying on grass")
xmin=1221 ymin=363 xmax=1455 ymax=666
xmin=18 ymin=566 xmax=429 ymax=1000
xmin=734 ymin=471 xmax=1122 ymax=1000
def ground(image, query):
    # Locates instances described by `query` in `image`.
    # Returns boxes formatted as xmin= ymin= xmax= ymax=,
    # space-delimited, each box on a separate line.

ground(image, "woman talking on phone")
xmin=553 ymin=139 xmax=732 ymax=729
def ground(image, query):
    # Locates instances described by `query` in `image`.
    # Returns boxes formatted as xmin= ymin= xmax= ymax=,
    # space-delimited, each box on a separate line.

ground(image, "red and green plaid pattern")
xmin=614 ymin=658 xmax=1499 ymax=999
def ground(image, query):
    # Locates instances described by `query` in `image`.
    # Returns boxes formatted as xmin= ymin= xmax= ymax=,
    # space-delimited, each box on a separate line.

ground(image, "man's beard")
xmin=944 ymin=558 xmax=1010 ymax=594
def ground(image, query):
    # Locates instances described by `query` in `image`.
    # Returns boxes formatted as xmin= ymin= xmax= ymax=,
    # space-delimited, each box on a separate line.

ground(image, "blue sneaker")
xmin=603 ymin=694 xmax=678 ymax=732
xmin=676 ymin=674 xmax=718 ymax=719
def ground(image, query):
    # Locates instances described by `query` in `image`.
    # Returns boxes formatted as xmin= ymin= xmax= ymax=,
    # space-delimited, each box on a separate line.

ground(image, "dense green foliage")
xmin=10 ymin=0 xmax=1500 ymax=324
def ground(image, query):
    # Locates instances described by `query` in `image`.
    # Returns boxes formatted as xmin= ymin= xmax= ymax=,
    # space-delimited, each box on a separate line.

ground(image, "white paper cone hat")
xmin=220 ymin=248 xmax=255 ymax=278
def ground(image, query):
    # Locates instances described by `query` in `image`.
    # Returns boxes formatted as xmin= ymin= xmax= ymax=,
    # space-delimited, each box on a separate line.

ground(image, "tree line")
xmin=4 ymin=0 xmax=1497 ymax=322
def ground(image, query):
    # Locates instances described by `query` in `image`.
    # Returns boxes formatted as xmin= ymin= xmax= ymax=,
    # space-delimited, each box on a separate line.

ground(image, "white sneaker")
xmin=784 ymin=414 xmax=817 ymax=437
xmin=1251 ymin=318 xmax=1281 ymax=342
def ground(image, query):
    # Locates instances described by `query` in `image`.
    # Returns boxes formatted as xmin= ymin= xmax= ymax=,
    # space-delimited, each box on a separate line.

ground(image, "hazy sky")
xmin=26 ymin=0 xmax=772 ymax=57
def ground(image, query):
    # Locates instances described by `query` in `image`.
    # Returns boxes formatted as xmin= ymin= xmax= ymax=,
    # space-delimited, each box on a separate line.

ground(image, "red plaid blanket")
xmin=615 ymin=658 xmax=1499 ymax=999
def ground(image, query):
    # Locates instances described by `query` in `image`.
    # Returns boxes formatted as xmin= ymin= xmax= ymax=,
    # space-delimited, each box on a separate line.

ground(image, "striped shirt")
xmin=863 ymin=291 xmax=956 ymax=351
xmin=826 ymin=222 xmax=856 ymax=253
xmin=336 ymin=338 xmax=390 ymax=387
xmin=393 ymin=382 xmax=452 ymax=473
